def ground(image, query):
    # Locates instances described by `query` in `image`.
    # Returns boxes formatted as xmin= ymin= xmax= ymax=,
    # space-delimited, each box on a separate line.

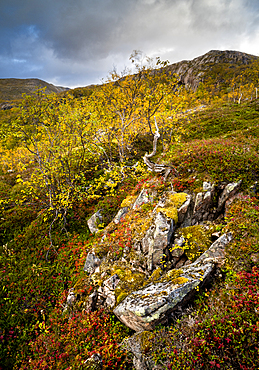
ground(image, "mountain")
xmin=0 ymin=78 xmax=69 ymax=103
xmin=165 ymin=49 xmax=259 ymax=90
xmin=67 ymin=49 xmax=259 ymax=98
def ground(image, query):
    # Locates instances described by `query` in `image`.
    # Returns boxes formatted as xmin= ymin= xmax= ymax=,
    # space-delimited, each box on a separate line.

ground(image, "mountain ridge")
xmin=0 ymin=77 xmax=70 ymax=103
xmin=1 ymin=49 xmax=258 ymax=104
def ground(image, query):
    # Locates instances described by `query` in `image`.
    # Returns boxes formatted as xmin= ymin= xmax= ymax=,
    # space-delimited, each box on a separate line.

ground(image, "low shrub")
xmin=150 ymin=267 xmax=259 ymax=370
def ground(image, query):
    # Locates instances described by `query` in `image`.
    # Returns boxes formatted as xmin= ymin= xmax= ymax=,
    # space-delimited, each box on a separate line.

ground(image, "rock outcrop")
xmin=165 ymin=50 xmax=258 ymax=91
xmin=81 ymin=179 xmax=241 ymax=332
xmin=114 ymin=233 xmax=232 ymax=331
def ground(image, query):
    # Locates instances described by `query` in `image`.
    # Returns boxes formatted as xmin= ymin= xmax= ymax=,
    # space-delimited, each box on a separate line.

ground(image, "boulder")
xmin=178 ymin=195 xmax=192 ymax=225
xmin=142 ymin=212 xmax=174 ymax=271
xmin=113 ymin=207 xmax=129 ymax=224
xmin=83 ymin=251 xmax=101 ymax=274
xmin=114 ymin=233 xmax=232 ymax=332
xmin=217 ymin=180 xmax=242 ymax=212
xmin=133 ymin=189 xmax=150 ymax=209
xmin=87 ymin=210 xmax=103 ymax=233
xmin=192 ymin=186 xmax=216 ymax=224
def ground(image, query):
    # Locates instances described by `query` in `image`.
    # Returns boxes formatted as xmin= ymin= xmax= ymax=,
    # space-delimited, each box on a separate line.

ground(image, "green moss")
xmin=148 ymin=267 xmax=163 ymax=283
xmin=178 ymin=225 xmax=212 ymax=262
xmin=113 ymin=267 xmax=146 ymax=305
xmin=116 ymin=292 xmax=128 ymax=304
xmin=156 ymin=192 xmax=188 ymax=223
xmin=138 ymin=330 xmax=155 ymax=354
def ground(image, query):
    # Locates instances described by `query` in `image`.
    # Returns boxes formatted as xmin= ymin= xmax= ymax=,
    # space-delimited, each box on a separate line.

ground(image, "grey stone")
xmin=103 ymin=274 xmax=120 ymax=290
xmin=83 ymin=353 xmax=103 ymax=369
xmin=87 ymin=290 xmax=98 ymax=312
xmin=66 ymin=288 xmax=76 ymax=306
xmin=174 ymin=236 xmax=185 ymax=248
xmin=144 ymin=211 xmax=172 ymax=271
xmin=217 ymin=180 xmax=242 ymax=211
xmin=178 ymin=195 xmax=192 ymax=224
xmin=203 ymin=181 xmax=212 ymax=191
xmin=87 ymin=210 xmax=103 ymax=233
xmin=113 ymin=207 xmax=129 ymax=224
xmin=170 ymin=247 xmax=185 ymax=258
xmin=133 ymin=189 xmax=150 ymax=209
xmin=193 ymin=192 xmax=203 ymax=213
xmin=83 ymin=251 xmax=101 ymax=274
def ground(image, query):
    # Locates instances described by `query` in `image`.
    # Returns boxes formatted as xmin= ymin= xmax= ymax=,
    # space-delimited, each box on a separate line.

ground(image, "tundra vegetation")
xmin=0 ymin=51 xmax=259 ymax=369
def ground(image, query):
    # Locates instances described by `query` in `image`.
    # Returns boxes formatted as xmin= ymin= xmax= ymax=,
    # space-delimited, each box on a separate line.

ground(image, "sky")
xmin=1 ymin=0 xmax=259 ymax=88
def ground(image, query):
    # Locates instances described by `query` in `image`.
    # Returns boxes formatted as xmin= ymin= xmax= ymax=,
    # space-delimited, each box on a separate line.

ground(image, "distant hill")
xmin=0 ymin=78 xmax=69 ymax=103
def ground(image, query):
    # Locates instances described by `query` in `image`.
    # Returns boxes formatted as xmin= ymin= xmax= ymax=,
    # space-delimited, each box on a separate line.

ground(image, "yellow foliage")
xmin=178 ymin=225 xmax=212 ymax=261
xmin=120 ymin=195 xmax=137 ymax=208
xmin=156 ymin=192 xmax=188 ymax=223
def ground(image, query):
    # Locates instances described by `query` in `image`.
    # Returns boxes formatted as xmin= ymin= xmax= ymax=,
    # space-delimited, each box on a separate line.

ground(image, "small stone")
xmin=103 ymin=274 xmax=120 ymax=291
xmin=203 ymin=181 xmax=212 ymax=191
xmin=251 ymin=253 xmax=259 ymax=263
xmin=113 ymin=207 xmax=129 ymax=224
xmin=83 ymin=251 xmax=101 ymax=274
xmin=174 ymin=236 xmax=185 ymax=248
xmin=87 ymin=210 xmax=103 ymax=233
xmin=66 ymin=288 xmax=76 ymax=306
xmin=170 ymin=247 xmax=185 ymax=258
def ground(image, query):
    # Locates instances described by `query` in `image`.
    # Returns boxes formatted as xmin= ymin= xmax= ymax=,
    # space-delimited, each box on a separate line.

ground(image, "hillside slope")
xmin=0 ymin=78 xmax=69 ymax=103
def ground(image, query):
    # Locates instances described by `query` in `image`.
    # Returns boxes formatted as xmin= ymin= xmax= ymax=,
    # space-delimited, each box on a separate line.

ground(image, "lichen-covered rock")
xmin=140 ymin=192 xmax=189 ymax=271
xmin=87 ymin=210 xmax=103 ymax=233
xmin=142 ymin=212 xmax=174 ymax=271
xmin=217 ymin=180 xmax=242 ymax=212
xmin=83 ymin=251 xmax=101 ymax=274
xmin=114 ymin=233 xmax=232 ymax=331
xmin=133 ymin=189 xmax=150 ymax=209
xmin=113 ymin=206 xmax=129 ymax=224
xmin=178 ymin=194 xmax=192 ymax=225
xmin=194 ymin=232 xmax=232 ymax=267
xmin=192 ymin=187 xmax=216 ymax=224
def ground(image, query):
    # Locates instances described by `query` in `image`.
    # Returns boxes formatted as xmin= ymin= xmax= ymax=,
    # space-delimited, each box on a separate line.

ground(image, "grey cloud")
xmin=0 ymin=0 xmax=259 ymax=87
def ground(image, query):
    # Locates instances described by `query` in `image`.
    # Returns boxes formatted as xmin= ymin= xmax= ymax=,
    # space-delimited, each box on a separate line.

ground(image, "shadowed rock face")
xmin=114 ymin=233 xmax=232 ymax=331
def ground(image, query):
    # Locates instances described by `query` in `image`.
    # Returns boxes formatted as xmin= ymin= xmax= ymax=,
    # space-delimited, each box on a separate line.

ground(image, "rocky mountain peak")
xmin=165 ymin=49 xmax=259 ymax=91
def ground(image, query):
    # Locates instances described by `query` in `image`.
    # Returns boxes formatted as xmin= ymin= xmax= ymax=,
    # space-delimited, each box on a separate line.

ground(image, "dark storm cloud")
xmin=1 ymin=0 xmax=259 ymax=87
